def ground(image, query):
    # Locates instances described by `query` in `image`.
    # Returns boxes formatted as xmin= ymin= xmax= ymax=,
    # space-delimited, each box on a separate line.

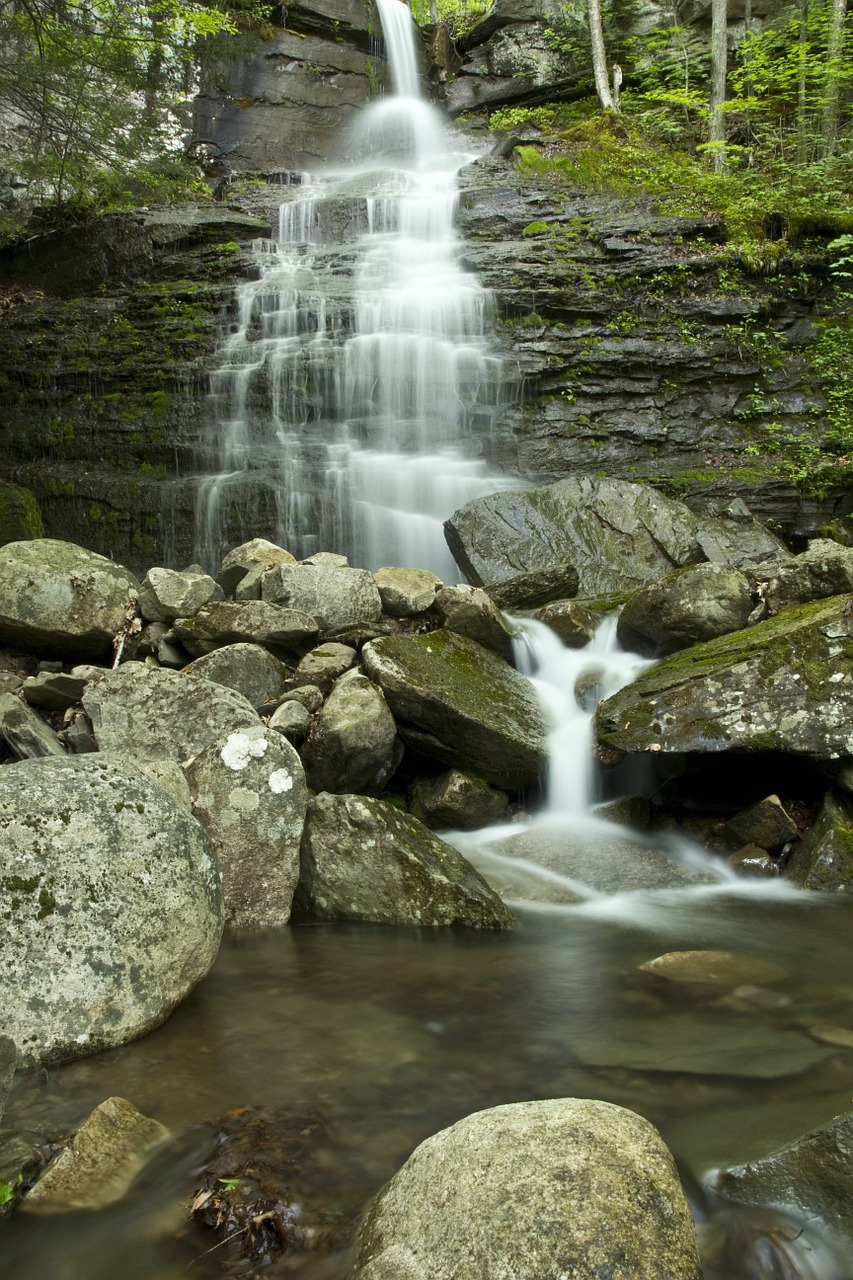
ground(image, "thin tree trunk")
xmin=822 ymin=0 xmax=848 ymax=155
xmin=588 ymin=0 xmax=618 ymax=113
xmin=709 ymin=0 xmax=728 ymax=172
xmin=797 ymin=0 xmax=810 ymax=161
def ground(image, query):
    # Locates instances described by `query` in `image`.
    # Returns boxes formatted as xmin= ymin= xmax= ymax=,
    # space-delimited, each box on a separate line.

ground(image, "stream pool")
xmin=3 ymin=886 xmax=853 ymax=1278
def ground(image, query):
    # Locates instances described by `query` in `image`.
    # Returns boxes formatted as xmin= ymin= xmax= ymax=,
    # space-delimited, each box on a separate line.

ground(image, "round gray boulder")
xmin=349 ymin=1098 xmax=701 ymax=1280
xmin=0 ymin=755 xmax=222 ymax=1066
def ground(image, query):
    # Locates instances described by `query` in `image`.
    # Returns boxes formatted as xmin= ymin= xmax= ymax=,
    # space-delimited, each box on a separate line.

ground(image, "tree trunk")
xmin=588 ymin=0 xmax=618 ymax=113
xmin=708 ymin=0 xmax=728 ymax=172
xmin=822 ymin=0 xmax=848 ymax=155
xmin=797 ymin=0 xmax=810 ymax=161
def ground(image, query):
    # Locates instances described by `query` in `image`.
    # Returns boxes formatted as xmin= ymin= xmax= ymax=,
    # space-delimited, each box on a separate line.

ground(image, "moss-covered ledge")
xmin=595 ymin=594 xmax=853 ymax=758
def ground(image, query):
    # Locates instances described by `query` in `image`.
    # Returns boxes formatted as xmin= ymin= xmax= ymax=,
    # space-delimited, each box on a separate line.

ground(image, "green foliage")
xmin=409 ymin=0 xmax=489 ymax=37
xmin=0 ymin=0 xmax=236 ymax=214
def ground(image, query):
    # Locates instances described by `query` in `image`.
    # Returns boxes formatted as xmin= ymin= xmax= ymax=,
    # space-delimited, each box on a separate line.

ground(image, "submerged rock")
xmin=0 ymin=539 xmax=138 ymax=661
xmin=23 ymin=1097 xmax=167 ymax=1212
xmin=445 ymin=477 xmax=704 ymax=595
xmin=596 ymin=595 xmax=853 ymax=758
xmin=296 ymin=792 xmax=514 ymax=929
xmin=637 ymin=950 xmax=786 ymax=989
xmin=362 ymin=629 xmax=548 ymax=790
xmin=348 ymin=1098 xmax=702 ymax=1280
xmin=0 ymin=755 xmax=222 ymax=1066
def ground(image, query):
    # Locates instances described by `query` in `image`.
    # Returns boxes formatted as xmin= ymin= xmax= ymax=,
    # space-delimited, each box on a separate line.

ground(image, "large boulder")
xmin=182 ymin=642 xmax=289 ymax=708
xmin=184 ymin=725 xmax=308 ymax=928
xmin=296 ymin=792 xmax=514 ymax=929
xmin=83 ymin=663 xmax=261 ymax=764
xmin=616 ymin=563 xmax=756 ymax=656
xmin=0 ymin=540 xmax=138 ymax=661
xmin=444 ymin=478 xmax=705 ymax=595
xmin=348 ymin=1099 xmax=701 ymax=1280
xmin=300 ymin=671 xmax=401 ymax=795
xmin=173 ymin=600 xmax=318 ymax=658
xmin=433 ymin=584 xmax=515 ymax=661
xmin=136 ymin=566 xmax=219 ymax=623
xmin=361 ymin=630 xmax=549 ymax=790
xmin=262 ymin=564 xmax=383 ymax=633
xmin=596 ymin=595 xmax=853 ymax=759
xmin=0 ymin=755 xmax=222 ymax=1066
xmin=760 ymin=538 xmax=853 ymax=615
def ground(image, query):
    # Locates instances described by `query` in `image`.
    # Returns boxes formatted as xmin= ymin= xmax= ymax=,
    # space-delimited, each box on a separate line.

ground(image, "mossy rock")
xmin=0 ymin=483 xmax=43 ymax=545
xmin=596 ymin=594 xmax=853 ymax=759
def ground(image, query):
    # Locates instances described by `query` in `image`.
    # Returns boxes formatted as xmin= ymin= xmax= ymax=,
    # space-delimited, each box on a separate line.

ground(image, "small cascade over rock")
xmin=190 ymin=0 xmax=516 ymax=579
xmin=449 ymin=613 xmax=772 ymax=912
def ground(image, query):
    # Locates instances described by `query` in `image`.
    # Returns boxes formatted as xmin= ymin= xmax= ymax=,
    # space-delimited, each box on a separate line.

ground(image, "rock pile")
xmin=3 ymin=478 xmax=853 ymax=1072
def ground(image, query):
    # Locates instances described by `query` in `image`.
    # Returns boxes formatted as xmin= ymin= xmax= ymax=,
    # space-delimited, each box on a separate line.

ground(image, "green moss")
xmin=37 ymin=888 xmax=56 ymax=918
xmin=0 ymin=483 xmax=44 ymax=543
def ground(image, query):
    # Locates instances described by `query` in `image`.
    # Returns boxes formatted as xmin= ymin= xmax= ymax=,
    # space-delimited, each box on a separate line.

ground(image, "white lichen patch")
xmin=220 ymin=732 xmax=269 ymax=771
xmin=268 ymin=770 xmax=293 ymax=794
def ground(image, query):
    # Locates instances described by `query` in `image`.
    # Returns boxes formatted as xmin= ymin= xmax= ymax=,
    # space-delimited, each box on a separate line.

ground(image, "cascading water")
xmin=189 ymin=0 xmax=516 ymax=579
xmin=449 ymin=614 xmax=802 ymax=916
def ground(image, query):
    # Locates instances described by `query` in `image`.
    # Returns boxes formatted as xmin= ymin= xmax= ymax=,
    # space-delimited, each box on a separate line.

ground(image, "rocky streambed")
xmin=3 ymin=475 xmax=853 ymax=1276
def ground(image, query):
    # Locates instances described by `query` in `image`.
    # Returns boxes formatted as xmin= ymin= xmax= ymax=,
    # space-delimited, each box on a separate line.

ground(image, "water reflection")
xmin=4 ymin=894 xmax=853 ymax=1278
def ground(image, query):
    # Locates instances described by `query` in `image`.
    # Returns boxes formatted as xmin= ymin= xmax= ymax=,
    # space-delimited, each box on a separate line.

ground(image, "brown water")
xmin=3 ymin=887 xmax=853 ymax=1279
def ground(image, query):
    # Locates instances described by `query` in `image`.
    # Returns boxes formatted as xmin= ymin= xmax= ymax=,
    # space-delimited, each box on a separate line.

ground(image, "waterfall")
xmin=447 ymin=614 xmax=795 ymax=915
xmin=190 ymin=0 xmax=516 ymax=578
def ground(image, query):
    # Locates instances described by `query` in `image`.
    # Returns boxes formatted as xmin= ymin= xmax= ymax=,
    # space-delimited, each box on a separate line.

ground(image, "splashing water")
xmin=449 ymin=613 xmax=804 ymax=918
xmin=189 ymin=0 xmax=517 ymax=576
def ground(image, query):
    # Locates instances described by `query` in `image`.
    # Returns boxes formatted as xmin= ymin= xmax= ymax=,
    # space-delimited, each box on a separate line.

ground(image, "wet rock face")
xmin=0 ymin=755 xmax=223 ymax=1067
xmin=455 ymin=163 xmax=845 ymax=538
xmin=362 ymin=628 xmax=549 ymax=789
xmin=596 ymin=595 xmax=853 ymax=759
xmin=713 ymin=1110 xmax=853 ymax=1252
xmin=784 ymin=791 xmax=853 ymax=892
xmin=446 ymin=476 xmax=704 ymax=594
xmin=295 ymin=792 xmax=514 ymax=928
xmin=349 ymin=1098 xmax=702 ymax=1280
xmin=193 ymin=0 xmax=383 ymax=174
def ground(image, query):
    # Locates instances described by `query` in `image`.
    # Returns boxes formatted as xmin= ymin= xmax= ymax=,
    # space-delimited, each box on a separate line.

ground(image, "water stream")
xmin=189 ymin=0 xmax=516 ymax=578
xmin=5 ymin=611 xmax=853 ymax=1278
xmin=3 ymin=5 xmax=852 ymax=1278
